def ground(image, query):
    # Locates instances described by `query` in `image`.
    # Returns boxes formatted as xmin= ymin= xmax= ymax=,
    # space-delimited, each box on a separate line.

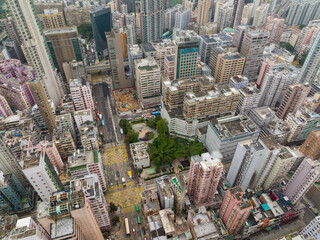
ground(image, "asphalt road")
xmin=92 ymin=83 xmax=121 ymax=144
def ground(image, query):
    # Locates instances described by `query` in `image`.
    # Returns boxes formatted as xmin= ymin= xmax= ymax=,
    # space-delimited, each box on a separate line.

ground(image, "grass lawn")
xmin=170 ymin=0 xmax=182 ymax=7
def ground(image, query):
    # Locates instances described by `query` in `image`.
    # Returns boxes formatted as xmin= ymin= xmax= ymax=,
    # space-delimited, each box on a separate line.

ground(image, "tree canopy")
xmin=125 ymin=129 xmax=139 ymax=143
xmin=119 ymin=119 xmax=132 ymax=134
xmin=281 ymin=43 xmax=294 ymax=53
xmin=156 ymin=118 xmax=169 ymax=135
xmin=77 ymin=22 xmax=93 ymax=39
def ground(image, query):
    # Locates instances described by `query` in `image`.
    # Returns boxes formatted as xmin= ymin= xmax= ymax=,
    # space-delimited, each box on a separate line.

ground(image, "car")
xmin=142 ymin=227 xmax=145 ymax=235
xmin=144 ymin=237 xmax=147 ymax=240
xmin=132 ymin=227 xmax=136 ymax=234
xmin=116 ymin=171 xmax=120 ymax=177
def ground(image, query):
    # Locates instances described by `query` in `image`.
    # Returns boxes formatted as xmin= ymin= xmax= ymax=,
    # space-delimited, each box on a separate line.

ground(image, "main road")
xmin=92 ymin=82 xmax=144 ymax=240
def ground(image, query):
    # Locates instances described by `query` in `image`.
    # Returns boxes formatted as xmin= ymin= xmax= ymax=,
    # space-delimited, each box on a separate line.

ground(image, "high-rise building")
xmin=241 ymin=3 xmax=253 ymax=24
xmin=69 ymin=79 xmax=95 ymax=111
xmin=170 ymin=173 xmax=187 ymax=215
xmin=175 ymin=8 xmax=191 ymax=30
xmin=284 ymin=158 xmax=320 ymax=204
xmin=48 ymin=191 xmax=104 ymax=240
xmin=28 ymin=80 xmax=57 ymax=133
xmin=0 ymin=60 xmax=35 ymax=112
xmin=0 ymin=171 xmax=29 ymax=212
xmin=80 ymin=121 xmax=100 ymax=151
xmin=90 ymin=6 xmax=112 ymax=56
xmin=217 ymin=3 xmax=234 ymax=30
xmin=187 ymin=152 xmax=223 ymax=207
xmin=0 ymin=95 xmax=13 ymax=118
xmin=53 ymin=130 xmax=76 ymax=159
xmin=44 ymin=28 xmax=83 ymax=79
xmin=236 ymin=26 xmax=268 ymax=80
xmin=300 ymin=129 xmax=320 ymax=159
xmin=56 ymin=113 xmax=76 ymax=140
xmin=71 ymin=174 xmax=111 ymax=231
xmin=39 ymin=140 xmax=64 ymax=175
xmin=0 ymin=136 xmax=28 ymax=187
xmin=128 ymin=45 xmax=143 ymax=79
xmin=135 ymin=57 xmax=161 ymax=108
xmin=209 ymin=46 xmax=245 ymax=83
xmin=295 ymin=22 xmax=319 ymax=54
xmin=6 ymin=0 xmax=63 ymax=105
xmin=232 ymin=0 xmax=245 ymax=28
xmin=21 ymin=145 xmax=64 ymax=202
xmin=263 ymin=15 xmax=285 ymax=44
xmin=156 ymin=175 xmax=174 ymax=209
xmin=123 ymin=0 xmax=135 ymax=13
xmin=301 ymin=216 xmax=320 ymax=240
xmin=297 ymin=29 xmax=320 ymax=85
xmin=236 ymin=83 xmax=262 ymax=114
xmin=286 ymin=0 xmax=320 ymax=26
xmin=252 ymin=4 xmax=269 ymax=28
xmin=276 ymin=83 xmax=311 ymax=119
xmin=197 ymin=0 xmax=212 ymax=26
xmin=106 ymin=29 xmax=133 ymax=89
xmin=140 ymin=0 xmax=163 ymax=42
xmin=258 ymin=69 xmax=297 ymax=108
xmin=199 ymin=33 xmax=233 ymax=64
xmin=38 ymin=8 xmax=66 ymax=30
xmin=0 ymin=18 xmax=26 ymax=63
xmin=68 ymin=150 xmax=107 ymax=191
xmin=226 ymin=137 xmax=295 ymax=191
xmin=219 ymin=186 xmax=253 ymax=235
xmin=174 ymin=31 xmax=199 ymax=79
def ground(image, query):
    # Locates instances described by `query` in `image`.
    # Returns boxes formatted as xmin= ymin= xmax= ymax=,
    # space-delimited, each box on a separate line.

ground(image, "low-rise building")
xmin=236 ymin=83 xmax=262 ymax=115
xmin=74 ymin=109 xmax=94 ymax=130
xmin=68 ymin=149 xmax=106 ymax=191
xmin=130 ymin=142 xmax=150 ymax=169
xmin=188 ymin=206 xmax=227 ymax=239
xmin=204 ymin=115 xmax=260 ymax=162
xmin=229 ymin=75 xmax=249 ymax=89
xmin=156 ymin=175 xmax=174 ymax=209
xmin=80 ymin=121 xmax=99 ymax=151
xmin=249 ymin=107 xmax=275 ymax=127
xmin=140 ymin=184 xmax=161 ymax=216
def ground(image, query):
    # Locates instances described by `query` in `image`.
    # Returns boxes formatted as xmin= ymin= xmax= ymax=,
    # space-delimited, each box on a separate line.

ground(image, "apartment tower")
xmin=300 ymin=129 xmax=320 ymax=159
xmin=174 ymin=31 xmax=199 ymax=79
xmin=6 ymin=0 xmax=63 ymax=105
xmin=284 ymin=158 xmax=320 ymax=204
xmin=140 ymin=0 xmax=164 ymax=42
xmin=106 ymin=29 xmax=133 ymax=89
xmin=263 ymin=15 xmax=285 ymax=44
xmin=187 ymin=152 xmax=223 ymax=207
xmin=135 ymin=57 xmax=161 ymax=108
xmin=197 ymin=0 xmax=212 ymax=26
xmin=28 ymin=80 xmax=57 ymax=133
xmin=219 ymin=186 xmax=253 ymax=235
xmin=276 ymin=83 xmax=311 ymax=119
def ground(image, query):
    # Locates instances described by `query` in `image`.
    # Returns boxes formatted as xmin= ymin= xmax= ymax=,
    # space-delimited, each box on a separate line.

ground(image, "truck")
xmin=99 ymin=114 xmax=102 ymax=120
xmin=152 ymin=111 xmax=160 ymax=116
xmin=128 ymin=171 xmax=132 ymax=179
xmin=120 ymin=128 xmax=123 ymax=135
xmin=122 ymin=177 xmax=126 ymax=187
xmin=102 ymin=120 xmax=105 ymax=125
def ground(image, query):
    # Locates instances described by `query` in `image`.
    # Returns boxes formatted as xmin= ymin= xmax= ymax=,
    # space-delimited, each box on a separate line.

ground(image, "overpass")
xmin=85 ymin=61 xmax=130 ymax=73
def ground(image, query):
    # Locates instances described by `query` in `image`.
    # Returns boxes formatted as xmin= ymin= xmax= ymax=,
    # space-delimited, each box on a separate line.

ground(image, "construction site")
xmin=113 ymin=88 xmax=142 ymax=114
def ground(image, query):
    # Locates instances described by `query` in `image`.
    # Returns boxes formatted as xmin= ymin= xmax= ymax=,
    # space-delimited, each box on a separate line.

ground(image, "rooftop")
xmin=51 ymin=216 xmax=74 ymax=239
xmin=211 ymin=115 xmax=260 ymax=140
xmin=141 ymin=43 xmax=156 ymax=53
xmin=68 ymin=150 xmax=100 ymax=170
xmin=191 ymin=152 xmax=223 ymax=170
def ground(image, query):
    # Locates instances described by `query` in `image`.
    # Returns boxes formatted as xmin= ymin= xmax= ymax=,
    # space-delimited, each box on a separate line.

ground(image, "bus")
xmin=125 ymin=218 xmax=130 ymax=235
xmin=137 ymin=215 xmax=141 ymax=224
xmin=135 ymin=204 xmax=139 ymax=212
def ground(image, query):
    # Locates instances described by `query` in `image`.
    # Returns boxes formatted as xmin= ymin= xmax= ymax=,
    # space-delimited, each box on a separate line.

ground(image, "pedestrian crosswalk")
xmin=104 ymin=145 xmax=128 ymax=165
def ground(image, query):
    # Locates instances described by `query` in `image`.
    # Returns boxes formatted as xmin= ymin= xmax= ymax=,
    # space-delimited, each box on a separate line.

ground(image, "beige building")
xmin=183 ymin=85 xmax=240 ymax=120
xmin=38 ymin=8 xmax=66 ymax=30
xmin=197 ymin=0 xmax=212 ymax=26
xmin=135 ymin=57 xmax=161 ymax=108
xmin=209 ymin=47 xmax=245 ymax=83
xmin=27 ymin=80 xmax=56 ymax=133
xmin=107 ymin=29 xmax=133 ymax=89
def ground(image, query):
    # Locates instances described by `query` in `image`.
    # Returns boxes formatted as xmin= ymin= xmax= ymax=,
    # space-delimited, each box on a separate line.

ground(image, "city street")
xmin=92 ymin=81 xmax=144 ymax=239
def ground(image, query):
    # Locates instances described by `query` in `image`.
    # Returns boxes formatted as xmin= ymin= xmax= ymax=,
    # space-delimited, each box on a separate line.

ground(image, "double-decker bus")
xmin=137 ymin=215 xmax=141 ymax=224
xmin=125 ymin=218 xmax=130 ymax=235
xmin=135 ymin=204 xmax=139 ymax=212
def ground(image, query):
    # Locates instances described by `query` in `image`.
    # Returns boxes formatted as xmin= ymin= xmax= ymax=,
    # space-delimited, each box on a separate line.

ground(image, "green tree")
xmin=77 ymin=22 xmax=93 ymax=39
xmin=299 ymin=51 xmax=308 ymax=66
xmin=119 ymin=119 xmax=132 ymax=134
xmin=146 ymin=117 xmax=161 ymax=129
xmin=109 ymin=202 xmax=118 ymax=212
xmin=148 ymin=132 xmax=155 ymax=140
xmin=280 ymin=43 xmax=294 ymax=53
xmin=148 ymin=135 xmax=182 ymax=168
xmin=184 ymin=139 xmax=206 ymax=156
xmin=111 ymin=216 xmax=120 ymax=226
xmin=156 ymin=119 xmax=169 ymax=135
xmin=299 ymin=24 xmax=306 ymax=30
xmin=125 ymin=129 xmax=139 ymax=143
